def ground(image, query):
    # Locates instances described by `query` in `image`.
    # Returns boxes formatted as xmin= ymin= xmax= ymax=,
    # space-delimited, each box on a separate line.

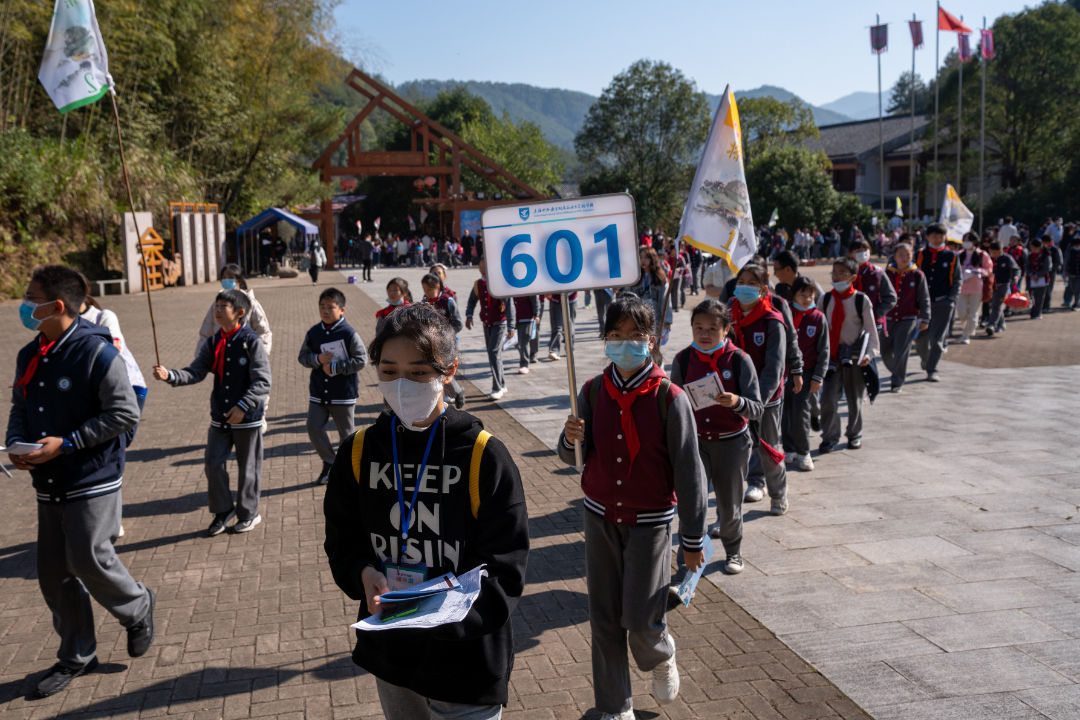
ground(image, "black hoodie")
xmin=323 ymin=406 xmax=528 ymax=706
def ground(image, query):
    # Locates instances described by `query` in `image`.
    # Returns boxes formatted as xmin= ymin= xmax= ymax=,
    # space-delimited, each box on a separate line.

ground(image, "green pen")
xmin=381 ymin=605 xmax=420 ymax=623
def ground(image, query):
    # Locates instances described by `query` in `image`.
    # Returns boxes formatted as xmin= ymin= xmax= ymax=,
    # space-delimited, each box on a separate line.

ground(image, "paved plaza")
xmin=0 ymin=261 xmax=1077 ymax=719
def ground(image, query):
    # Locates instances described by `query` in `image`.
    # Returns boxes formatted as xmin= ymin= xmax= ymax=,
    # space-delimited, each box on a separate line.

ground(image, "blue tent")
xmin=235 ymin=207 xmax=321 ymax=274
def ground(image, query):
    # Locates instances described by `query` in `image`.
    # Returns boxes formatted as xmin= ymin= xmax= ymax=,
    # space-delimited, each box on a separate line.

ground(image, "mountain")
xmin=395 ymin=79 xmax=854 ymax=149
xmin=819 ymin=91 xmax=880 ymax=121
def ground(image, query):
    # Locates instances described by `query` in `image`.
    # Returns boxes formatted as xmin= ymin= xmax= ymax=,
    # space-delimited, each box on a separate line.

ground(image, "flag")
xmin=38 ymin=0 xmax=113 ymax=114
xmin=407 ymin=215 xmax=416 ymax=232
xmin=940 ymin=184 xmax=974 ymax=242
xmin=909 ymin=20 xmax=924 ymax=49
xmin=870 ymin=24 xmax=888 ymax=54
xmin=677 ymin=86 xmax=756 ymax=274
xmin=938 ymin=6 xmax=972 ymax=33
xmin=768 ymin=208 xmax=778 ymax=228
xmin=981 ymin=29 xmax=995 ymax=60
xmin=419 ymin=207 xmax=428 ymax=224
xmin=374 ymin=216 xmax=381 ymax=230
xmin=895 ymin=197 xmax=904 ymax=218
xmin=958 ymin=33 xmax=972 ymax=62
xmin=356 ymin=220 xmax=362 ymax=234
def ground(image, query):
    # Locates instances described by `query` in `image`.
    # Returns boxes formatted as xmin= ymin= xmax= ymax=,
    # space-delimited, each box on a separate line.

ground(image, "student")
xmin=626 ymin=247 xmax=673 ymax=364
xmin=819 ymin=258 xmax=879 ymax=452
xmin=560 ymin=294 xmax=707 ymax=719
xmin=298 ymin=287 xmax=368 ymax=485
xmin=153 ymin=289 xmax=271 ymax=536
xmin=727 ymin=264 xmax=793 ymax=514
xmin=545 ymin=291 xmax=578 ymax=361
xmin=782 ymin=276 xmax=828 ymax=470
xmin=914 ymin=224 xmax=961 ymax=382
xmin=465 ymin=257 xmax=516 ymax=400
xmin=420 ymin=273 xmax=466 ymax=408
xmin=429 ymin=263 xmax=456 ymax=298
xmin=512 ymin=294 xmax=541 ymax=373
xmin=1026 ymin=238 xmax=1053 ymax=320
xmin=882 ymin=242 xmax=930 ymax=391
xmin=1063 ymin=231 xmax=1080 ymax=311
xmin=848 ymin=237 xmax=897 ymax=342
xmin=986 ymin=241 xmax=1022 ymax=335
xmin=200 ymin=264 xmax=272 ymax=355
xmin=1004 ymin=234 xmax=1029 ymax=316
xmin=771 ymin=250 xmax=823 ymax=302
xmin=953 ymin=231 xmax=993 ymax=343
xmin=324 ymin=304 xmax=528 ymax=720
xmin=671 ymin=299 xmax=762 ymax=574
xmin=1044 ymin=234 xmax=1063 ymax=314
xmin=375 ymin=277 xmax=413 ymax=336
xmin=7 ymin=265 xmax=154 ymax=698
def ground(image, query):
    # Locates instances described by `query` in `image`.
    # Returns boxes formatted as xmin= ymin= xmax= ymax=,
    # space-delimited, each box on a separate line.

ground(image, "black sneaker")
xmin=454 ymin=392 xmax=465 ymax=409
xmin=317 ymin=461 xmax=332 ymax=485
xmin=818 ymin=440 xmax=837 ymax=454
xmin=810 ymin=415 xmax=820 ymax=432
xmin=207 ymin=510 xmax=235 ymax=537
xmin=35 ymin=657 xmax=99 ymax=698
xmin=232 ymin=514 xmax=262 ymax=533
xmin=848 ymin=437 xmax=863 ymax=450
xmin=127 ymin=588 xmax=155 ymax=657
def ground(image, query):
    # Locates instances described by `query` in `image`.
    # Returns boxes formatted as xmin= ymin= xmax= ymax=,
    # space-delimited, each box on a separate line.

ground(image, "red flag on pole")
xmin=909 ymin=20 xmax=924 ymax=48
xmin=938 ymin=6 xmax=972 ymax=33
xmin=980 ymin=29 xmax=995 ymax=59
xmin=958 ymin=33 xmax=972 ymax=62
xmin=870 ymin=24 xmax=888 ymax=54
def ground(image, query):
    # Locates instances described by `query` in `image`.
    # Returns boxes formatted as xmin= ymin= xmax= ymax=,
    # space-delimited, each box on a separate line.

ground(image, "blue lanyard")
xmin=390 ymin=411 xmax=443 ymax=540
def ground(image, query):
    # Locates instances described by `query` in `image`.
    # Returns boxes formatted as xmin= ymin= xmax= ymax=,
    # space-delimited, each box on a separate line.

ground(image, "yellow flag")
xmin=940 ymin=184 xmax=973 ymax=242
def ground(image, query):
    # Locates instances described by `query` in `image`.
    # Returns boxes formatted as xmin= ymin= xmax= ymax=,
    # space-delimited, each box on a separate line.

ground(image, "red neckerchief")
xmin=603 ymin=372 xmax=662 ymax=476
xmin=853 ymin=263 xmax=874 ymax=292
xmin=692 ymin=342 xmax=728 ymax=376
xmin=792 ymin=308 xmax=810 ymax=330
xmin=828 ymin=284 xmax=856 ymax=360
xmin=13 ymin=335 xmax=58 ymax=398
xmin=729 ymin=295 xmax=774 ymax=347
xmin=213 ymin=325 xmax=242 ymax=377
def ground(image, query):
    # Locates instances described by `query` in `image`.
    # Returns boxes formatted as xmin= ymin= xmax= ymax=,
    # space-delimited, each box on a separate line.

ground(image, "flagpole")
xmin=109 ymin=91 xmax=161 ymax=366
xmin=979 ymin=16 xmax=987 ymax=236
xmin=877 ymin=13 xmax=885 ymax=221
xmin=934 ymin=1 xmax=941 ymax=218
xmin=910 ymin=13 xmax=917 ymax=220
xmin=957 ymin=17 xmax=964 ymax=194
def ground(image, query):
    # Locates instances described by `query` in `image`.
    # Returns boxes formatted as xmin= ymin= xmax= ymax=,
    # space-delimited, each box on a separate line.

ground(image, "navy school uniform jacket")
xmin=916 ymin=246 xmax=963 ymax=303
xmin=298 ymin=318 xmax=368 ymax=406
xmin=6 ymin=319 xmax=139 ymax=503
xmin=166 ymin=323 xmax=271 ymax=430
xmin=323 ymin=407 xmax=528 ymax=706
xmin=670 ymin=343 xmax=763 ymax=441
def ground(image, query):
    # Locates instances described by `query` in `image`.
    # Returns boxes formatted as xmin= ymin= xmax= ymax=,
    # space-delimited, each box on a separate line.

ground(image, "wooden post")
xmin=320 ymin=195 xmax=334 ymax=268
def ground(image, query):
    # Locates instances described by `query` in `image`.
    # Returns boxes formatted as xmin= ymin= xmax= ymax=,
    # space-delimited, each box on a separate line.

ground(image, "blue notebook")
xmin=675 ymin=536 xmax=715 ymax=606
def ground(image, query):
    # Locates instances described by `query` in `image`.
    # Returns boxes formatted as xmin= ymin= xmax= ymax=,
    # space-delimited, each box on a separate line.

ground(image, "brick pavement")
xmin=0 ymin=271 xmax=869 ymax=720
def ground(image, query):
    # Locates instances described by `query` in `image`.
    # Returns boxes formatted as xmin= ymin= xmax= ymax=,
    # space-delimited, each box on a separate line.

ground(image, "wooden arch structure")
xmin=311 ymin=68 xmax=546 ymax=266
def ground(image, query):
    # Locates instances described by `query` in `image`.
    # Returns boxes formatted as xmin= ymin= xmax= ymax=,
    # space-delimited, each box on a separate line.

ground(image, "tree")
xmin=575 ymin=59 xmax=710 ymax=231
xmin=886 ymin=71 xmax=931 ymax=115
xmin=745 ymin=146 xmax=837 ymax=231
xmin=737 ymin=96 xmax=818 ymax=166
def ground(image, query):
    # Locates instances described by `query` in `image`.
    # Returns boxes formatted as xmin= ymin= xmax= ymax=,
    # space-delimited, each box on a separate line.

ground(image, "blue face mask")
xmin=19 ymin=299 xmax=53 ymax=331
xmin=831 ymin=281 xmax=852 ymax=293
xmin=792 ymin=301 xmax=816 ymax=312
xmin=221 ymin=278 xmax=238 ymax=290
xmin=691 ymin=340 xmax=726 ymax=355
xmin=386 ymin=297 xmax=404 ymax=306
xmin=733 ymin=285 xmax=761 ymax=306
xmin=605 ymin=340 xmax=651 ymax=372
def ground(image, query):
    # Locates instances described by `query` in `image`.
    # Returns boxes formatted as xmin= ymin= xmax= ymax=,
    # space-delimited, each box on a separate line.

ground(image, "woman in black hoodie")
xmin=324 ymin=304 xmax=528 ymax=719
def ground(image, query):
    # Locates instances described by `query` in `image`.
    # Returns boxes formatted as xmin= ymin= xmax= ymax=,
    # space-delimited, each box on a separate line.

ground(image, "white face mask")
xmin=855 ymin=251 xmax=871 ymax=265
xmin=962 ymin=241 xmax=974 ymax=250
xmin=379 ymin=377 xmax=444 ymax=428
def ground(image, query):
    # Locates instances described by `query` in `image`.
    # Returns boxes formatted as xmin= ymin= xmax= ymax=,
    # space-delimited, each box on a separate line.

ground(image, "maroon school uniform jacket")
xmin=672 ymin=343 xmax=762 ymax=441
xmin=886 ymin=264 xmax=931 ymax=323
xmin=730 ymin=302 xmax=787 ymax=405
xmin=792 ymin=308 xmax=829 ymax=385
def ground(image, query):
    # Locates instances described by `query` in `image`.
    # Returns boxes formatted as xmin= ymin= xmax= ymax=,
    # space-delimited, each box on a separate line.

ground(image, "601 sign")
xmin=502 ymin=224 xmax=620 ymax=288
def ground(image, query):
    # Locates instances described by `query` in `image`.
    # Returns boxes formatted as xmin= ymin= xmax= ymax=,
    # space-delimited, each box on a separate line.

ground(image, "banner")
xmin=407 ymin=215 xmax=416 ymax=232
xmin=356 ymin=219 xmax=362 ymax=234
xmin=980 ymin=29 xmax=995 ymax=60
xmin=940 ymin=184 xmax=974 ymax=242
xmin=958 ymin=33 xmax=972 ymax=62
xmin=677 ymin=85 xmax=756 ymax=273
xmin=895 ymin=196 xmax=904 ymax=218
xmin=374 ymin=216 xmax=381 ymax=231
xmin=419 ymin=207 xmax=429 ymax=224
xmin=909 ymin=20 xmax=924 ymax=49
xmin=768 ymin=208 xmax=778 ymax=228
xmin=938 ymin=6 xmax=972 ymax=34
xmin=38 ymin=0 xmax=113 ymax=114
xmin=870 ymin=24 xmax=888 ymax=54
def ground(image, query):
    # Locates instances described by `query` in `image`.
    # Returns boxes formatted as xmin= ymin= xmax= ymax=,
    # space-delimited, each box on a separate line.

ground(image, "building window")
xmin=889 ymin=164 xmax=911 ymax=191
xmin=833 ymin=168 xmax=856 ymax=192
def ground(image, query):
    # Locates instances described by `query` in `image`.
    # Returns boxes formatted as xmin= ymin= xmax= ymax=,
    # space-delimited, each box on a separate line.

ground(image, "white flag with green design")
xmin=38 ymin=0 xmax=113 ymax=114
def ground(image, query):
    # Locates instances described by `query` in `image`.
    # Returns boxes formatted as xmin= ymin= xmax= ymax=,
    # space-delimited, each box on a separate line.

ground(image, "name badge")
xmin=385 ymin=562 xmax=427 ymax=591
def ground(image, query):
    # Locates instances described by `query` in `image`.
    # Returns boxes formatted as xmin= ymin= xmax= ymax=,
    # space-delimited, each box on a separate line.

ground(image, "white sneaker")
xmin=598 ymin=710 xmax=634 ymax=720
xmin=547 ymin=352 xmax=560 ymax=361
xmin=791 ymin=453 xmax=814 ymax=472
xmin=744 ymin=485 xmax=764 ymax=503
xmin=518 ymin=366 xmax=530 ymax=374
xmin=489 ymin=388 xmax=507 ymax=400
xmin=652 ymin=637 xmax=680 ymax=703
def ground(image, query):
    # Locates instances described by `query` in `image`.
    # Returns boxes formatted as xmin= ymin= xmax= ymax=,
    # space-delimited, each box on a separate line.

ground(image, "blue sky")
xmin=334 ymin=0 xmax=1033 ymax=105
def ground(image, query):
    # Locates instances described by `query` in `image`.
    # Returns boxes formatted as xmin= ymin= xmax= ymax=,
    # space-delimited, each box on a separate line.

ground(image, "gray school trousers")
xmin=306 ymin=402 xmax=355 ymax=465
xmin=781 ymin=382 xmax=814 ymax=456
xmin=821 ymin=366 xmax=865 ymax=444
xmin=37 ymin=491 xmax=151 ymax=668
xmin=375 ymin=678 xmax=501 ymax=720
xmin=206 ymin=425 xmax=262 ymax=521
xmin=988 ymin=284 xmax=1010 ymax=331
xmin=747 ymin=402 xmax=788 ymax=500
xmin=915 ymin=299 xmax=954 ymax=374
xmin=880 ymin=317 xmax=918 ymax=390
xmin=516 ymin=320 xmax=538 ymax=367
xmin=584 ymin=510 xmax=674 ymax=715
xmin=699 ymin=432 xmax=751 ymax=556
xmin=482 ymin=324 xmax=508 ymax=392
xmin=548 ymin=300 xmax=576 ymax=355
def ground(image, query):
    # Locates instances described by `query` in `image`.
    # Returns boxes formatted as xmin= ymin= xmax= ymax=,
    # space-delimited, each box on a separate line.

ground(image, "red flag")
xmin=374 ymin=216 xmax=381 ymax=230
xmin=980 ymin=29 xmax=995 ymax=59
xmin=909 ymin=20 xmax=924 ymax=49
xmin=938 ymin=6 xmax=972 ymax=33
xmin=870 ymin=24 xmax=888 ymax=54
xmin=958 ymin=33 xmax=972 ymax=62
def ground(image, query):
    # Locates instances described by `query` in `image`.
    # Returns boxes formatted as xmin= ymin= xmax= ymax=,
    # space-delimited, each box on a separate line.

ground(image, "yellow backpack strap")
xmin=350 ymin=427 xmax=368 ymax=483
xmin=469 ymin=430 xmax=492 ymax=519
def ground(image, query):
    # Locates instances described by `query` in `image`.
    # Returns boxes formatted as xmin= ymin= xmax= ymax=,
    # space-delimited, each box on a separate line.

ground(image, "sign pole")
xmin=560 ymin=292 xmax=583 ymax=471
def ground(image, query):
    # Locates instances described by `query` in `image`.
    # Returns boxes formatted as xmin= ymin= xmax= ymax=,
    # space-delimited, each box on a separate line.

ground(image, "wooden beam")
xmin=327 ymin=166 xmax=453 ymax=177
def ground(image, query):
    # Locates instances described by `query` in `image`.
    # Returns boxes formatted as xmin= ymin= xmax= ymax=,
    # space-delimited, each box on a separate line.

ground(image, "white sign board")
xmin=481 ymin=193 xmax=640 ymax=297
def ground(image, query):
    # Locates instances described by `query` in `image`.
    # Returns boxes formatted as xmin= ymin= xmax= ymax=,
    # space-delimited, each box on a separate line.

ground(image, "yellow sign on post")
xmin=139 ymin=227 xmax=167 ymax=290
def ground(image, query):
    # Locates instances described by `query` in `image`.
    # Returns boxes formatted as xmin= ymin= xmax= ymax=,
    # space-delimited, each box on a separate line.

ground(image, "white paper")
xmin=320 ymin=339 xmax=348 ymax=362
xmin=685 ymin=373 xmax=724 ymax=411
xmin=353 ymin=565 xmax=487 ymax=632
xmin=3 ymin=443 xmax=44 ymax=456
